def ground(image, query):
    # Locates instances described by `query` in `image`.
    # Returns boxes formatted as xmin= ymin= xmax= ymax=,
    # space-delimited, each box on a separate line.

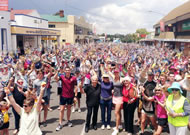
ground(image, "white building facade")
xmin=0 ymin=11 xmax=11 ymax=53
xmin=10 ymin=9 xmax=60 ymax=54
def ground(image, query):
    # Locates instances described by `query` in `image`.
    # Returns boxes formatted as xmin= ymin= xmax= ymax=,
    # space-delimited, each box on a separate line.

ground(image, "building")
xmin=0 ymin=10 xmax=11 ymax=53
xmin=41 ymin=10 xmax=93 ymax=45
xmin=139 ymin=32 xmax=156 ymax=46
xmin=153 ymin=1 xmax=190 ymax=55
xmin=10 ymin=9 xmax=60 ymax=54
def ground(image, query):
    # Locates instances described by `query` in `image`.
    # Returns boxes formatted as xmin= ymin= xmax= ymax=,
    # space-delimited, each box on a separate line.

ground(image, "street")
xmin=8 ymin=82 xmax=170 ymax=135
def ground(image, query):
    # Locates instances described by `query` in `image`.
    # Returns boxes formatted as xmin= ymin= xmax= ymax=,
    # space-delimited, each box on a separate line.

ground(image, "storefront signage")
xmin=11 ymin=26 xmax=60 ymax=36
xmin=182 ymin=20 xmax=190 ymax=31
xmin=41 ymin=37 xmax=56 ymax=40
xmin=0 ymin=0 xmax=8 ymax=11
xmin=160 ymin=20 xmax=165 ymax=32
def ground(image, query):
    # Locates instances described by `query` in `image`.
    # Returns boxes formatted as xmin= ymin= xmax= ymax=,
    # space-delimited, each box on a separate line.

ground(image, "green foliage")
xmin=99 ymin=28 xmax=149 ymax=43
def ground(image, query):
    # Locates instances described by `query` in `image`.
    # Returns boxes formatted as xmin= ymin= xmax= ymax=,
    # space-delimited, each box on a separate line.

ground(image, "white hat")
xmin=102 ymin=74 xmax=110 ymax=78
xmin=122 ymin=76 xmax=131 ymax=82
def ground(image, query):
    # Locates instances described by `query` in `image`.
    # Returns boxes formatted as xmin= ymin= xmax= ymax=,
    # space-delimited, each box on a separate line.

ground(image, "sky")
xmin=9 ymin=0 xmax=189 ymax=34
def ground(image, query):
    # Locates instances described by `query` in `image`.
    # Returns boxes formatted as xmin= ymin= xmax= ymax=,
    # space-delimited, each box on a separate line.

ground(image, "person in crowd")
xmin=84 ymin=75 xmax=101 ymax=133
xmin=56 ymin=66 xmax=64 ymax=110
xmin=33 ymin=67 xmax=52 ymax=127
xmin=44 ymin=65 xmax=53 ymax=111
xmin=73 ymin=70 xmax=82 ymax=113
xmin=54 ymin=66 xmax=77 ymax=131
xmin=166 ymin=82 xmax=190 ymax=135
xmin=142 ymin=85 xmax=167 ymax=135
xmin=99 ymin=74 xmax=114 ymax=130
xmin=0 ymin=98 xmax=10 ymax=135
xmin=122 ymin=76 xmax=137 ymax=135
xmin=108 ymin=69 xmax=123 ymax=135
xmin=140 ymin=71 xmax=157 ymax=135
xmin=5 ymin=82 xmax=46 ymax=135
xmin=7 ymin=78 xmax=27 ymax=135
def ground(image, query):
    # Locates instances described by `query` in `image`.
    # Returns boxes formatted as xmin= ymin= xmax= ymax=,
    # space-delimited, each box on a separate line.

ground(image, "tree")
xmin=136 ymin=28 xmax=149 ymax=35
xmin=135 ymin=28 xmax=150 ymax=41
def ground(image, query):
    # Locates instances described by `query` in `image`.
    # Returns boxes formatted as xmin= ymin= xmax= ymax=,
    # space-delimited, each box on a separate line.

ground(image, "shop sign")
xmin=160 ymin=20 xmax=165 ymax=32
xmin=11 ymin=26 xmax=61 ymax=36
xmin=0 ymin=0 xmax=8 ymax=11
xmin=182 ymin=20 xmax=190 ymax=31
xmin=42 ymin=37 xmax=56 ymax=40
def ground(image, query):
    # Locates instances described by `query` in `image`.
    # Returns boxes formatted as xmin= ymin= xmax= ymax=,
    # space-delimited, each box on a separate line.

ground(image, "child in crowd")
xmin=0 ymin=97 xmax=10 ymax=135
xmin=73 ymin=70 xmax=82 ymax=113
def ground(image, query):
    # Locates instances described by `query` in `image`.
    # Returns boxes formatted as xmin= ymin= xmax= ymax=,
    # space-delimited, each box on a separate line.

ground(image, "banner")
xmin=0 ymin=0 xmax=8 ymax=11
xmin=160 ymin=20 xmax=165 ymax=32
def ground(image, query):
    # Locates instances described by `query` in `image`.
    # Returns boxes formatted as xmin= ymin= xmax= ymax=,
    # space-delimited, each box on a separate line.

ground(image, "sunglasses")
xmin=171 ymin=89 xmax=179 ymax=91
xmin=155 ymin=90 xmax=161 ymax=92
xmin=18 ymin=81 xmax=24 ymax=84
xmin=23 ymin=105 xmax=30 ymax=108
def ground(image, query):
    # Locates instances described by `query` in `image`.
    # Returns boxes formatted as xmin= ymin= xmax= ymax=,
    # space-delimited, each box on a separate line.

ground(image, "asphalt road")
xmin=9 ymin=82 xmax=170 ymax=135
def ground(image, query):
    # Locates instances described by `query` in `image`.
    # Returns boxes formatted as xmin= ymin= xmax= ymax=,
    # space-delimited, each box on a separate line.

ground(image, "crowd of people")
xmin=0 ymin=43 xmax=189 ymax=135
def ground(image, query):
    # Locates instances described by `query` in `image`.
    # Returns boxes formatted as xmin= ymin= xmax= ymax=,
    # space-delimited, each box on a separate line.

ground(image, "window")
xmin=49 ymin=24 xmax=56 ymax=28
xmin=1 ymin=29 xmax=7 ymax=51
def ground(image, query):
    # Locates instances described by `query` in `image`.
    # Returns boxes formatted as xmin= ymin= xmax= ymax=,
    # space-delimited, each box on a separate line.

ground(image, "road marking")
xmin=80 ymin=124 xmax=85 ymax=135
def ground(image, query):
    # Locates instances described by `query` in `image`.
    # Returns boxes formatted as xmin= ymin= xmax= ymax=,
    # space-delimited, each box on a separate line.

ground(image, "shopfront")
xmin=11 ymin=25 xmax=60 ymax=54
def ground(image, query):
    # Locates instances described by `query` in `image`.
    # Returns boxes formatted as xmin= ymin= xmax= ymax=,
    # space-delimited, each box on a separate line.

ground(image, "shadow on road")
xmin=69 ymin=119 xmax=85 ymax=127
xmin=42 ymin=130 xmax=53 ymax=135
xmin=46 ymin=118 xmax=59 ymax=124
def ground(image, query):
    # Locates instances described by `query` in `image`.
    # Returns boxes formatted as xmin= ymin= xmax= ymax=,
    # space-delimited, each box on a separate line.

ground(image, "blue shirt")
xmin=100 ymin=81 xmax=114 ymax=98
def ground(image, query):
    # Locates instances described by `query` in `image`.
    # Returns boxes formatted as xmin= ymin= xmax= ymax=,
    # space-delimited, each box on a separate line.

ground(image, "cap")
xmin=147 ymin=71 xmax=154 ymax=76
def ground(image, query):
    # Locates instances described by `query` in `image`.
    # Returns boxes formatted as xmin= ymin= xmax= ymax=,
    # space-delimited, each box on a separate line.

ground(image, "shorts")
xmin=157 ymin=118 xmax=168 ymax=126
xmin=60 ymin=96 xmax=74 ymax=105
xmin=57 ymin=87 xmax=62 ymax=95
xmin=42 ymin=96 xmax=49 ymax=105
xmin=0 ymin=122 xmax=9 ymax=130
xmin=141 ymin=109 xmax=155 ymax=117
xmin=77 ymin=92 xmax=81 ymax=99
xmin=113 ymin=96 xmax=123 ymax=105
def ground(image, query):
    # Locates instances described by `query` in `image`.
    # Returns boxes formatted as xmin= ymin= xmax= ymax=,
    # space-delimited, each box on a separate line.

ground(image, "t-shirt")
xmin=18 ymin=107 xmax=42 ymax=135
xmin=84 ymin=84 xmax=101 ymax=106
xmin=33 ymin=76 xmax=48 ymax=97
xmin=76 ymin=76 xmax=81 ymax=92
xmin=100 ymin=81 xmax=114 ymax=99
xmin=142 ymin=80 xmax=157 ymax=113
xmin=60 ymin=75 xmax=77 ymax=98
xmin=113 ymin=80 xmax=123 ymax=97
xmin=2 ymin=109 xmax=9 ymax=123
xmin=154 ymin=94 xmax=167 ymax=118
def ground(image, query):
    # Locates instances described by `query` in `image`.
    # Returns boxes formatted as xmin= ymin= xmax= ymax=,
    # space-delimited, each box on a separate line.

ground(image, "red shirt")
xmin=60 ymin=75 xmax=77 ymax=98
xmin=122 ymin=84 xmax=137 ymax=103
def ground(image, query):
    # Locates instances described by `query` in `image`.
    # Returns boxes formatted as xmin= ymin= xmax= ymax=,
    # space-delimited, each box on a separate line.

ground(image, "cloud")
xmin=85 ymin=0 xmax=188 ymax=34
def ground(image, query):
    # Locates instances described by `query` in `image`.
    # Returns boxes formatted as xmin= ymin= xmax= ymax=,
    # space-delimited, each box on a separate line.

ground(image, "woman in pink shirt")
xmin=142 ymin=85 xmax=167 ymax=135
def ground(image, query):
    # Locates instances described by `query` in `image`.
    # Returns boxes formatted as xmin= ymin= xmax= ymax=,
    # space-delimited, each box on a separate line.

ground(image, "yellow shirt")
xmin=2 ymin=109 xmax=9 ymax=123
